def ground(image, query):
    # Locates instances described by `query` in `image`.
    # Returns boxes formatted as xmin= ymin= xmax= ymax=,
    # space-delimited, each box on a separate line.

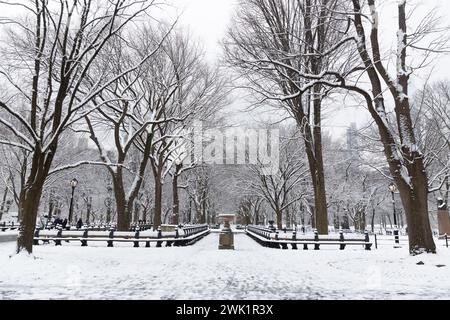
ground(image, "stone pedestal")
xmin=268 ymin=220 xmax=276 ymax=232
xmin=218 ymin=214 xmax=235 ymax=250
xmin=219 ymin=231 xmax=234 ymax=250
xmin=438 ymin=209 xmax=450 ymax=236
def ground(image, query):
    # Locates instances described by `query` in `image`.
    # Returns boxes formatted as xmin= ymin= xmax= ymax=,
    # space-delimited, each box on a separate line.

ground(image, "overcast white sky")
xmin=174 ymin=0 xmax=237 ymax=60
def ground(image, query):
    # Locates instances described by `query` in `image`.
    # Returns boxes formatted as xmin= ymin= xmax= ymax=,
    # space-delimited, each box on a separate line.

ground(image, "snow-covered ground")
xmin=0 ymin=230 xmax=18 ymax=243
xmin=1 ymin=233 xmax=449 ymax=300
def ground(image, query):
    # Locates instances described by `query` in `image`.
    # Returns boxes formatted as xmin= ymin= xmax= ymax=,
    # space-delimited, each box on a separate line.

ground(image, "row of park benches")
xmin=33 ymin=225 xmax=210 ymax=247
xmin=246 ymin=225 xmax=372 ymax=250
xmin=41 ymin=222 xmax=154 ymax=232
xmin=0 ymin=222 xmax=20 ymax=232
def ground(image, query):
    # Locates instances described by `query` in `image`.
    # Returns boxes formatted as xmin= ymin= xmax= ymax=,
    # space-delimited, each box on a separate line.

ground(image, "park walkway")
xmin=0 ymin=232 xmax=18 ymax=243
xmin=1 ymin=232 xmax=450 ymax=299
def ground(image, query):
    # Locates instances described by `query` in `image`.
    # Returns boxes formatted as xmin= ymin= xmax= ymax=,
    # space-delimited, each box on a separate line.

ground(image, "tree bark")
xmin=17 ymin=148 xmax=54 ymax=254
xmin=47 ymin=190 xmax=54 ymax=223
xmin=106 ymin=206 xmax=111 ymax=224
xmin=114 ymin=171 xmax=131 ymax=231
xmin=396 ymin=167 xmax=435 ymax=253
xmin=133 ymin=202 xmax=140 ymax=224
xmin=310 ymin=212 xmax=315 ymax=229
xmin=313 ymin=168 xmax=328 ymax=234
xmin=0 ymin=186 xmax=8 ymax=221
xmin=342 ymin=214 xmax=349 ymax=230
xmin=285 ymin=207 xmax=291 ymax=229
xmin=153 ymin=172 xmax=163 ymax=230
xmin=202 ymin=197 xmax=207 ymax=224
xmin=171 ymin=164 xmax=182 ymax=225
xmin=371 ymin=208 xmax=376 ymax=233
xmin=188 ymin=200 xmax=192 ymax=224
xmin=276 ymin=208 xmax=282 ymax=230
xmin=196 ymin=207 xmax=202 ymax=224
xmin=86 ymin=197 xmax=92 ymax=225
xmin=16 ymin=170 xmax=44 ymax=253
xmin=17 ymin=186 xmax=43 ymax=253
xmin=295 ymin=97 xmax=329 ymax=235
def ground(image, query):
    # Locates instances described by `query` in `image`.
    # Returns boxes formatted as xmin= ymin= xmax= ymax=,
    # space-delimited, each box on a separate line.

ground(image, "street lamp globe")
xmin=389 ymin=182 xmax=397 ymax=193
xmin=70 ymin=178 xmax=78 ymax=188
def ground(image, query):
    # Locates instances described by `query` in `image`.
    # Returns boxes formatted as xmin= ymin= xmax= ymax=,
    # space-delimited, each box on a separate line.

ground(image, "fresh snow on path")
xmin=0 ymin=231 xmax=18 ymax=243
xmin=1 ymin=233 xmax=450 ymax=300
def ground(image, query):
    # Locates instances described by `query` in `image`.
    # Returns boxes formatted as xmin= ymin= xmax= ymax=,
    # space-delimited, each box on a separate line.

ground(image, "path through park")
xmin=1 ymin=233 xmax=450 ymax=300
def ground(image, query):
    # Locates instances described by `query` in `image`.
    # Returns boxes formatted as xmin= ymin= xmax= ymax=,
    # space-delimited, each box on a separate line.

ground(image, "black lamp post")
xmin=68 ymin=178 xmax=78 ymax=227
xmin=389 ymin=182 xmax=400 ymax=244
xmin=188 ymin=199 xmax=192 ymax=224
xmin=388 ymin=183 xmax=398 ymax=227
xmin=105 ymin=186 xmax=113 ymax=224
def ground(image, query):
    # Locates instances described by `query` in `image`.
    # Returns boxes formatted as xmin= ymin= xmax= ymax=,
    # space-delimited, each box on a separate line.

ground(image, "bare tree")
xmin=0 ymin=0 xmax=165 ymax=253
xmin=224 ymin=0 xmax=350 ymax=234
xmin=242 ymin=0 xmax=450 ymax=253
xmin=167 ymin=140 xmax=196 ymax=225
xmin=237 ymin=196 xmax=265 ymax=225
xmin=140 ymin=29 xmax=227 ymax=230
xmin=185 ymin=165 xmax=212 ymax=224
xmin=83 ymin=25 xmax=176 ymax=231
xmin=328 ymin=0 xmax=449 ymax=253
xmin=243 ymin=131 xmax=309 ymax=230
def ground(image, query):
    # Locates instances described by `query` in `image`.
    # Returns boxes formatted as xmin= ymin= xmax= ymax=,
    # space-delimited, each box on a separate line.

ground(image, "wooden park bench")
xmin=1 ymin=222 xmax=20 ymax=232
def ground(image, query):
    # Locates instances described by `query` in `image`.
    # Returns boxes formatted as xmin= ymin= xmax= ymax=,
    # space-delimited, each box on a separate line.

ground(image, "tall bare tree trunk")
xmin=302 ymin=123 xmax=328 ymax=235
xmin=17 ymin=148 xmax=55 ymax=254
xmin=47 ymin=190 xmax=54 ymax=223
xmin=371 ymin=208 xmax=376 ymax=233
xmin=201 ymin=193 xmax=207 ymax=224
xmin=195 ymin=207 xmax=202 ymax=224
xmin=17 ymin=175 xmax=44 ymax=253
xmin=114 ymin=172 xmax=131 ymax=231
xmin=86 ymin=196 xmax=92 ymax=225
xmin=347 ymin=0 xmax=436 ymax=253
xmin=276 ymin=207 xmax=282 ymax=230
xmin=285 ymin=207 xmax=291 ymax=229
xmin=133 ymin=202 xmax=140 ymax=224
xmin=171 ymin=164 xmax=182 ymax=225
xmin=293 ymin=87 xmax=328 ymax=235
xmin=0 ymin=186 xmax=8 ymax=221
xmin=106 ymin=206 xmax=111 ymax=224
xmin=310 ymin=211 xmax=316 ymax=229
xmin=394 ymin=3 xmax=435 ymax=252
xmin=313 ymin=167 xmax=328 ymax=234
xmin=397 ymin=166 xmax=435 ymax=252
xmin=153 ymin=173 xmax=163 ymax=230
xmin=302 ymin=1 xmax=329 ymax=235
xmin=17 ymin=187 xmax=42 ymax=253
